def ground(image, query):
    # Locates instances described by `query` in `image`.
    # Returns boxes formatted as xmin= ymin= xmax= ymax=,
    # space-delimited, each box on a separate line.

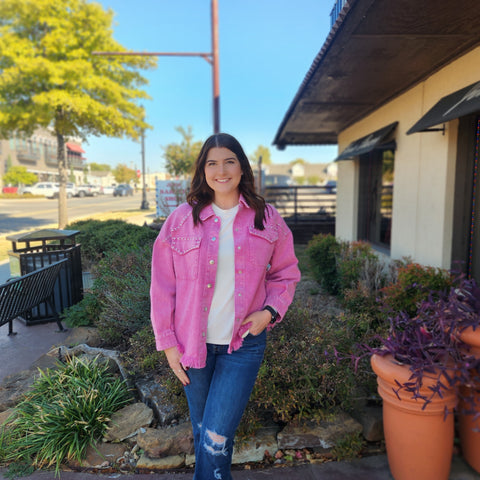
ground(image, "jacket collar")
xmin=199 ymin=194 xmax=250 ymax=221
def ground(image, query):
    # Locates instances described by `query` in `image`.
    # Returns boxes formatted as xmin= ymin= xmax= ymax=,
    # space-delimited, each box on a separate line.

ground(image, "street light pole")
xmin=211 ymin=0 xmax=220 ymax=134
xmin=140 ymin=130 xmax=149 ymax=210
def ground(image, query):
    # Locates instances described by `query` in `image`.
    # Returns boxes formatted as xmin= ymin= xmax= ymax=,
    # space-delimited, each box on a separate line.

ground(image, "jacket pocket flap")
xmin=171 ymin=236 xmax=201 ymax=255
xmin=248 ymin=225 xmax=278 ymax=243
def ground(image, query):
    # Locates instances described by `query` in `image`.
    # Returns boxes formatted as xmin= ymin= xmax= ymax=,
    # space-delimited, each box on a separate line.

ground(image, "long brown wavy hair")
xmin=187 ymin=133 xmax=268 ymax=230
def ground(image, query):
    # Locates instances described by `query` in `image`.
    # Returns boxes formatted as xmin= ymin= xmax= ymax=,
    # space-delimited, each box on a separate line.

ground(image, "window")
xmin=357 ymin=149 xmax=394 ymax=250
xmin=452 ymin=114 xmax=480 ymax=281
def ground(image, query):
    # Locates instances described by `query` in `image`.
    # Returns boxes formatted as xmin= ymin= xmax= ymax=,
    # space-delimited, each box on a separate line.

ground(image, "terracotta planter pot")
xmin=458 ymin=326 xmax=480 ymax=473
xmin=371 ymin=353 xmax=457 ymax=480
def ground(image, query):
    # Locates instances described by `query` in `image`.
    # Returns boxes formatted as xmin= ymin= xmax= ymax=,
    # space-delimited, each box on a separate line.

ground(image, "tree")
xmin=251 ymin=145 xmax=272 ymax=166
xmin=2 ymin=166 xmax=37 ymax=186
xmin=290 ymin=158 xmax=306 ymax=166
xmin=113 ymin=164 xmax=136 ymax=184
xmin=0 ymin=0 xmax=156 ymax=228
xmin=89 ymin=162 xmax=111 ymax=172
xmin=163 ymin=126 xmax=202 ymax=178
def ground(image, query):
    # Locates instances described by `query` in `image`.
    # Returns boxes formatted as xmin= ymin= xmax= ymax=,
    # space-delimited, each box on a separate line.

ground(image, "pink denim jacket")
xmin=150 ymin=195 xmax=301 ymax=368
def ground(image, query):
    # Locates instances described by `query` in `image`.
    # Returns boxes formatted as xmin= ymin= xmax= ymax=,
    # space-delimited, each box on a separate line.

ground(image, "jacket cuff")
xmin=155 ymin=331 xmax=179 ymax=352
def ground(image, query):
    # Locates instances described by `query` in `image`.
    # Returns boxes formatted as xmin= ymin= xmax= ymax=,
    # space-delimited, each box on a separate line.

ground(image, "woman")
xmin=150 ymin=133 xmax=300 ymax=480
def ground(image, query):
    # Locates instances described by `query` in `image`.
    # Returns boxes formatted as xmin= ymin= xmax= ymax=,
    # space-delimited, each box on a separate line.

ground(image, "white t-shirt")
xmin=207 ymin=203 xmax=239 ymax=344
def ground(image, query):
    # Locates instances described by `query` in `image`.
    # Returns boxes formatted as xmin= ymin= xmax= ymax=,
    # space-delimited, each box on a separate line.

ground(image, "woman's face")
xmin=204 ymin=147 xmax=243 ymax=206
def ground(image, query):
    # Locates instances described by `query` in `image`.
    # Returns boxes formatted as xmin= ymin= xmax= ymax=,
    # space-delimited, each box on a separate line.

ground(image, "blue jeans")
xmin=184 ymin=330 xmax=267 ymax=480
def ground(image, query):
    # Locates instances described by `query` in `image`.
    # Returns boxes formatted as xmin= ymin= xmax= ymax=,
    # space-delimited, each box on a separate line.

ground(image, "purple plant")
xmin=338 ymin=274 xmax=480 ymax=412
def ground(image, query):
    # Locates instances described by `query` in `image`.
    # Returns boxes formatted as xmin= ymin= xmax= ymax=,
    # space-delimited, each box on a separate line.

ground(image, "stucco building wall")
xmin=336 ymin=46 xmax=480 ymax=269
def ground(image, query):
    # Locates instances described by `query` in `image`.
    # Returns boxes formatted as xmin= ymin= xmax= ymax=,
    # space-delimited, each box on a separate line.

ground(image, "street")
xmin=0 ymin=191 xmax=156 ymax=235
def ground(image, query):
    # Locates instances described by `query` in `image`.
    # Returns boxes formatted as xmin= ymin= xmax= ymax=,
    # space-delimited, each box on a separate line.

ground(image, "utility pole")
xmin=92 ymin=0 xmax=220 ymax=133
xmin=140 ymin=130 xmax=149 ymax=210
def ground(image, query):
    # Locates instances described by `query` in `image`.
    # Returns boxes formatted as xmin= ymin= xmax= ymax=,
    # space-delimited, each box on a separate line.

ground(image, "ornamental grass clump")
xmin=0 ymin=355 xmax=132 ymax=476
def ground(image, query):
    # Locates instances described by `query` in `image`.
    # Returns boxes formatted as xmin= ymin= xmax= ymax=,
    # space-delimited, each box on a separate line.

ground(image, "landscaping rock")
xmin=104 ymin=402 xmax=154 ymax=442
xmin=67 ymin=442 xmax=127 ymax=469
xmin=62 ymin=327 xmax=102 ymax=348
xmin=136 ymin=453 xmax=185 ymax=470
xmin=136 ymin=376 xmax=178 ymax=426
xmin=0 ymin=408 xmax=14 ymax=425
xmin=0 ymin=366 xmax=41 ymax=411
xmin=277 ymin=412 xmax=363 ymax=451
xmin=137 ymin=422 xmax=194 ymax=458
xmin=232 ymin=427 xmax=278 ymax=464
xmin=353 ymin=405 xmax=384 ymax=442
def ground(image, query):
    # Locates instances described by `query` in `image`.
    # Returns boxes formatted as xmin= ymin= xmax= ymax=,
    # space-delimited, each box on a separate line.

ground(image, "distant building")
xmin=265 ymin=162 xmax=335 ymax=184
xmin=0 ymin=127 xmax=86 ymax=188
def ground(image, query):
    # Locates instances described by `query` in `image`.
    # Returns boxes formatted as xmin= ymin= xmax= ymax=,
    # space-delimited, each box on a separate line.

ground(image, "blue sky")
xmin=88 ymin=0 xmax=338 ymax=172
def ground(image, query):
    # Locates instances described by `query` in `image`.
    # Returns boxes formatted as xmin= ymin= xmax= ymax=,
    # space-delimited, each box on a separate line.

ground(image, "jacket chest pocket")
xmin=171 ymin=236 xmax=202 ymax=279
xmin=248 ymin=226 xmax=278 ymax=267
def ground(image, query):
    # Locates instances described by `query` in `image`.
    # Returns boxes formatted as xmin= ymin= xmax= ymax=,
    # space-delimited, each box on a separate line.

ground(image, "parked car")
xmin=318 ymin=180 xmax=337 ymax=194
xmin=22 ymin=182 xmax=58 ymax=198
xmin=102 ymin=185 xmax=116 ymax=195
xmin=113 ymin=184 xmax=134 ymax=197
xmin=75 ymin=184 xmax=102 ymax=197
xmin=52 ymin=182 xmax=76 ymax=199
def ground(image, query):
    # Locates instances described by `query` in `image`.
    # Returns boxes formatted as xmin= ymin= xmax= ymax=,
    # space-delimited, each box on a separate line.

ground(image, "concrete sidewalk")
xmin=0 ymin=454 xmax=479 ymax=479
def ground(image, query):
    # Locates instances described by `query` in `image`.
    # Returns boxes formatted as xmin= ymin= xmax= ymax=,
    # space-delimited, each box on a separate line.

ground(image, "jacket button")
xmin=237 ymin=246 xmax=241 ymax=250
xmin=209 ymin=259 xmax=214 ymax=264
xmin=211 ymin=237 xmax=216 ymax=241
xmin=202 ymin=332 xmax=206 ymax=337
xmin=214 ymin=217 xmax=219 ymax=222
xmin=238 ymin=270 xmax=242 ymax=274
xmin=207 ymin=283 xmax=212 ymax=288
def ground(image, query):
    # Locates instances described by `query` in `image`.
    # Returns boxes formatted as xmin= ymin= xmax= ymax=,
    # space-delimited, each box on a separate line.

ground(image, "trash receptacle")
xmin=7 ymin=229 xmax=83 ymax=325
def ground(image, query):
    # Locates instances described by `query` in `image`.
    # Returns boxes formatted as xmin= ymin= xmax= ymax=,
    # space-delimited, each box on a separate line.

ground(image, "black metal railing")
xmin=17 ymin=149 xmax=41 ymax=163
xmin=264 ymin=185 xmax=336 ymax=223
xmin=264 ymin=185 xmax=336 ymax=243
xmin=330 ymin=0 xmax=347 ymax=28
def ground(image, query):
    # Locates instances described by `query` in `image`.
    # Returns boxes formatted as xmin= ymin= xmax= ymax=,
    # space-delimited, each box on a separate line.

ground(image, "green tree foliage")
xmin=113 ymin=163 xmax=136 ymax=184
xmin=89 ymin=162 xmax=111 ymax=172
xmin=290 ymin=158 xmax=306 ymax=166
xmin=162 ymin=126 xmax=202 ymax=178
xmin=251 ymin=145 xmax=272 ymax=166
xmin=2 ymin=166 xmax=37 ymax=186
xmin=0 ymin=0 xmax=156 ymax=227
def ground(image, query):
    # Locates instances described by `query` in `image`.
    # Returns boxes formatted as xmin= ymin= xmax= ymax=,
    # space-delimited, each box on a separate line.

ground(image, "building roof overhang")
xmin=273 ymin=0 xmax=480 ymax=149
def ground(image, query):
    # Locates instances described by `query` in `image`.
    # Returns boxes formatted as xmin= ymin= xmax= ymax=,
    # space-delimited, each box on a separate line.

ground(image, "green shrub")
xmin=126 ymin=325 xmax=165 ymax=374
xmin=306 ymin=234 xmax=341 ymax=294
xmin=380 ymin=263 xmax=454 ymax=317
xmin=92 ymin=244 xmax=153 ymax=350
xmin=66 ymin=219 xmax=158 ymax=265
xmin=1 ymin=356 xmax=132 ymax=475
xmin=336 ymin=241 xmax=380 ymax=293
xmin=248 ymin=303 xmax=371 ymax=427
xmin=61 ymin=292 xmax=100 ymax=328
xmin=331 ymin=432 xmax=365 ymax=461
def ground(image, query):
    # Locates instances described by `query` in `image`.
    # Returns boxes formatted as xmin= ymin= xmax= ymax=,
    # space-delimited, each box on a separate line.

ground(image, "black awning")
xmin=335 ymin=122 xmax=398 ymax=161
xmin=407 ymin=81 xmax=480 ymax=134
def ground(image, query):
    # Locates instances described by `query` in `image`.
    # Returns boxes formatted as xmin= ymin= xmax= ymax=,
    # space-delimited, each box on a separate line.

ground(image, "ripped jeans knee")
xmin=203 ymin=429 xmax=229 ymax=457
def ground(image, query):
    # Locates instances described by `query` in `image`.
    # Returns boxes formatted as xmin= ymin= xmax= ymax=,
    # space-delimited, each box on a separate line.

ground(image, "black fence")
xmin=263 ymin=186 xmax=336 ymax=243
